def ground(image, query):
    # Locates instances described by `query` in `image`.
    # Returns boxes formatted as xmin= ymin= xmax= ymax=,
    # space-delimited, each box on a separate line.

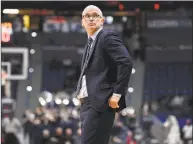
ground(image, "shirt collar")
xmin=88 ymin=27 xmax=103 ymax=41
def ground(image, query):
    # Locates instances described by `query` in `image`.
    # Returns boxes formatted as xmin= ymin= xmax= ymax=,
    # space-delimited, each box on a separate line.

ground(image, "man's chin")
xmin=85 ymin=27 xmax=100 ymax=34
xmin=88 ymin=26 xmax=97 ymax=29
xmin=87 ymin=26 xmax=99 ymax=30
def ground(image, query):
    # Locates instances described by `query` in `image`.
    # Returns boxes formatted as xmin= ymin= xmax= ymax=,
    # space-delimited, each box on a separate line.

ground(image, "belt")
xmin=79 ymin=97 xmax=88 ymax=104
xmin=79 ymin=98 xmax=85 ymax=104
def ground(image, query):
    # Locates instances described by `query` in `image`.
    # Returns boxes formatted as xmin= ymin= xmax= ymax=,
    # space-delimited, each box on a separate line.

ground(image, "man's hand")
xmin=108 ymin=95 xmax=120 ymax=108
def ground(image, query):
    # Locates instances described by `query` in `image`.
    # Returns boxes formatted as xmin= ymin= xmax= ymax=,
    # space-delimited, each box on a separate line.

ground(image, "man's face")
xmin=65 ymin=128 xmax=72 ymax=136
xmin=82 ymin=8 xmax=104 ymax=32
xmin=56 ymin=127 xmax=63 ymax=136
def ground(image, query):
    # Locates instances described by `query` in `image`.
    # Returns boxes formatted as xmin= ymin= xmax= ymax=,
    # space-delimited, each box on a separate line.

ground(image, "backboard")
xmin=1 ymin=47 xmax=29 ymax=80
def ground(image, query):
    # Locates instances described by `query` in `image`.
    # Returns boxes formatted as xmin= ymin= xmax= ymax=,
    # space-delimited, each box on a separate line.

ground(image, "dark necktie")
xmin=82 ymin=37 xmax=93 ymax=68
xmin=76 ymin=37 xmax=93 ymax=97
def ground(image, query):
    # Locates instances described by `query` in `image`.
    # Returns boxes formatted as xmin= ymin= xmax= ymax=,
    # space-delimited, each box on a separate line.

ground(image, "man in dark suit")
xmin=76 ymin=5 xmax=133 ymax=144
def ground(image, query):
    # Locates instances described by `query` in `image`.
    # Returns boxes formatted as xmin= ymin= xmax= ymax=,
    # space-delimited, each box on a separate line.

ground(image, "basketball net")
xmin=1 ymin=69 xmax=8 ymax=86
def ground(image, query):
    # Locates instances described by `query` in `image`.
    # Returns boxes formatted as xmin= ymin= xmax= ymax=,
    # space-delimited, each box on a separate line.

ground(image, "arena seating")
xmin=143 ymin=62 xmax=192 ymax=127
xmin=143 ymin=62 xmax=192 ymax=100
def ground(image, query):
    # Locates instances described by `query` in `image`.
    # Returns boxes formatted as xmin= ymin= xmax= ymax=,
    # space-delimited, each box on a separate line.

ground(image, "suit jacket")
xmin=82 ymin=29 xmax=133 ymax=112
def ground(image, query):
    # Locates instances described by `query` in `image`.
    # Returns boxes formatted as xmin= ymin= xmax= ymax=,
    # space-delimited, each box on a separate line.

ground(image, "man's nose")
xmin=89 ymin=17 xmax=94 ymax=21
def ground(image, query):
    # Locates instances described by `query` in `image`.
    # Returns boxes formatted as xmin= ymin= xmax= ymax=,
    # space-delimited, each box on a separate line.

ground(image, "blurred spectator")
xmin=120 ymin=108 xmax=137 ymax=131
xmin=142 ymin=112 xmax=153 ymax=138
xmin=22 ymin=110 xmax=33 ymax=138
xmin=35 ymin=107 xmax=44 ymax=118
xmin=142 ymin=101 xmax=151 ymax=115
xmin=182 ymin=119 xmax=192 ymax=144
xmin=41 ymin=129 xmax=50 ymax=144
xmin=123 ymin=115 xmax=137 ymax=131
xmin=151 ymin=101 xmax=159 ymax=113
xmin=73 ymin=128 xmax=81 ymax=144
xmin=163 ymin=115 xmax=182 ymax=144
xmin=126 ymin=131 xmax=137 ymax=144
xmin=64 ymin=128 xmax=74 ymax=144
xmin=23 ymin=111 xmax=35 ymax=144
xmin=31 ymin=118 xmax=42 ymax=144
xmin=2 ymin=113 xmax=21 ymax=144
xmin=50 ymin=127 xmax=65 ymax=144
xmin=170 ymin=95 xmax=184 ymax=108
xmin=111 ymin=121 xmax=128 ymax=144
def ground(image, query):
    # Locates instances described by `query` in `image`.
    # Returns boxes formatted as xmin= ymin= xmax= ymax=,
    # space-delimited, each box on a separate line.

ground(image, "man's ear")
xmin=101 ymin=17 xmax=105 ymax=26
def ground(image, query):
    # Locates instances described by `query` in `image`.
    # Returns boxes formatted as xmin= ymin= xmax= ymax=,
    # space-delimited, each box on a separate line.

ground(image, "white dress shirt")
xmin=77 ymin=27 xmax=121 ymax=99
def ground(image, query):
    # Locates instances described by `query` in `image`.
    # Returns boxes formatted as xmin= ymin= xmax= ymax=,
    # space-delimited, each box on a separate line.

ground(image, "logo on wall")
xmin=147 ymin=19 xmax=192 ymax=28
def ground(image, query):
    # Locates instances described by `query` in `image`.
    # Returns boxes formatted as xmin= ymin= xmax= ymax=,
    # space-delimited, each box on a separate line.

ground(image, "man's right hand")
xmin=108 ymin=95 xmax=120 ymax=109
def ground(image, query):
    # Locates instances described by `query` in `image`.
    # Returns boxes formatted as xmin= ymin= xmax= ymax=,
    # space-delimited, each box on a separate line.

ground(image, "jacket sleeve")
xmin=103 ymin=31 xmax=133 ymax=96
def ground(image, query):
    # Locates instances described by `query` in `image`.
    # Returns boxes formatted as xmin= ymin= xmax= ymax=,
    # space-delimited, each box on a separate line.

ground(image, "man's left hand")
xmin=108 ymin=95 xmax=120 ymax=108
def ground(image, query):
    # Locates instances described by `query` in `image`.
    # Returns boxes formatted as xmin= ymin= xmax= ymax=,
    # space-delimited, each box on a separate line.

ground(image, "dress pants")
xmin=80 ymin=98 xmax=115 ymax=144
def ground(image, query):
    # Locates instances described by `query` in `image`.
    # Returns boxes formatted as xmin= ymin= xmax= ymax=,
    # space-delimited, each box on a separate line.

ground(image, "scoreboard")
xmin=1 ymin=22 xmax=13 ymax=43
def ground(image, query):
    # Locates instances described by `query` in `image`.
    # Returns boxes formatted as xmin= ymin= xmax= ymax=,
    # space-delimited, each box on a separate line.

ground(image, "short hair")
xmin=82 ymin=5 xmax=103 ymax=17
